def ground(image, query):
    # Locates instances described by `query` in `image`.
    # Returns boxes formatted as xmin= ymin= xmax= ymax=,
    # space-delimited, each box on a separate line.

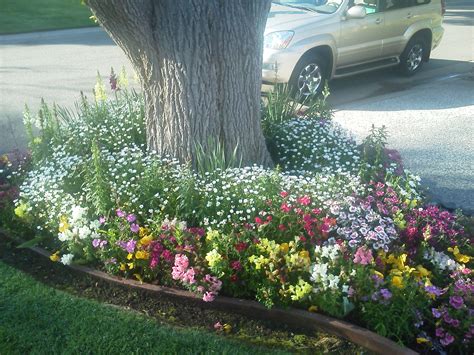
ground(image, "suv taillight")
xmin=441 ymin=0 xmax=446 ymax=16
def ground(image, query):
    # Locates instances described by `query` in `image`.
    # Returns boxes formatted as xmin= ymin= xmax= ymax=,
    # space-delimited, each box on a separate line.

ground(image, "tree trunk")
xmin=86 ymin=0 xmax=273 ymax=167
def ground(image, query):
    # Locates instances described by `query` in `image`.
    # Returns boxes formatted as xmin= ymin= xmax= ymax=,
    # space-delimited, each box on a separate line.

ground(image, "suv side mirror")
xmin=346 ymin=6 xmax=366 ymax=19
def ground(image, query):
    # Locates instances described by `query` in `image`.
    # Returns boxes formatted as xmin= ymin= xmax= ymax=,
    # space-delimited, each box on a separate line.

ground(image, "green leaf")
xmin=16 ymin=235 xmax=48 ymax=249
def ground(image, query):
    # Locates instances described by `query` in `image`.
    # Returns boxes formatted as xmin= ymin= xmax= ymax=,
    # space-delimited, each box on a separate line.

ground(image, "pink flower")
xmin=214 ymin=322 xmax=223 ymax=331
xmin=353 ymin=246 xmax=374 ymax=265
xmin=182 ymin=267 xmax=196 ymax=284
xmin=297 ymin=195 xmax=311 ymax=206
xmin=280 ymin=191 xmax=288 ymax=198
xmin=130 ymin=223 xmax=139 ymax=233
xmin=203 ymin=292 xmax=215 ymax=302
xmin=255 ymin=217 xmax=263 ymax=224
xmin=280 ymin=203 xmax=291 ymax=213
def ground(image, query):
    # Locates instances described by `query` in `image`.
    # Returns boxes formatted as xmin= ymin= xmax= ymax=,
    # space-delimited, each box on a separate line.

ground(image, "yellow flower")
xmin=288 ymin=279 xmax=312 ymax=301
xmin=127 ymin=262 xmax=134 ymax=269
xmin=206 ymin=230 xmax=219 ymax=242
xmin=139 ymin=235 xmax=153 ymax=246
xmin=139 ymin=227 xmax=150 ymax=238
xmin=308 ymin=305 xmax=318 ymax=313
xmin=416 ymin=337 xmax=430 ymax=344
xmin=58 ymin=215 xmax=69 ymax=233
xmin=391 ymin=276 xmax=404 ymax=288
xmin=127 ymin=253 xmax=134 ymax=260
xmin=135 ymin=250 xmax=150 ymax=260
xmin=14 ymin=202 xmax=28 ymax=219
xmin=448 ymin=246 xmax=471 ymax=264
xmin=280 ymin=243 xmax=289 ymax=254
xmin=223 ymin=324 xmax=232 ymax=333
xmin=133 ymin=273 xmax=143 ymax=282
xmin=119 ymin=263 xmax=126 ymax=271
xmin=415 ymin=265 xmax=431 ymax=278
xmin=373 ymin=270 xmax=384 ymax=279
xmin=49 ymin=252 xmax=60 ymax=262
xmin=205 ymin=249 xmax=222 ymax=268
xmin=299 ymin=250 xmax=309 ymax=259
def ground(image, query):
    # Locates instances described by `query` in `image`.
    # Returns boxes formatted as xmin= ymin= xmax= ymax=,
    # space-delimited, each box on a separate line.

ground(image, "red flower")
xmin=255 ymin=217 xmax=263 ymax=225
xmin=230 ymin=274 xmax=239 ymax=282
xmin=278 ymin=224 xmax=286 ymax=231
xmin=235 ymin=242 xmax=248 ymax=252
xmin=281 ymin=203 xmax=291 ymax=213
xmin=280 ymin=191 xmax=288 ymax=198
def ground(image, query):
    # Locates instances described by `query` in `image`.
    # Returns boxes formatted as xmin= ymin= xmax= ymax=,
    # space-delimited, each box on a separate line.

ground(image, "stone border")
xmin=1 ymin=230 xmax=416 ymax=354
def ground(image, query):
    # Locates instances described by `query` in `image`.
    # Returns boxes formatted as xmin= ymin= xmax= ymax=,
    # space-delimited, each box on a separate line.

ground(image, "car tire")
xmin=289 ymin=53 xmax=328 ymax=101
xmin=399 ymin=36 xmax=428 ymax=76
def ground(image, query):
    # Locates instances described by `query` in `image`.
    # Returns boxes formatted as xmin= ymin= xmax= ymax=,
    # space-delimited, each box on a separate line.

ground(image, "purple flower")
xmin=380 ymin=288 xmax=392 ymax=300
xmin=92 ymin=239 xmax=101 ymax=248
xmin=451 ymin=319 xmax=460 ymax=328
xmin=117 ymin=240 xmax=136 ymax=253
xmin=443 ymin=313 xmax=453 ymax=324
xmin=435 ymin=327 xmax=444 ymax=337
xmin=126 ymin=214 xmax=136 ymax=223
xmin=432 ymin=308 xmax=443 ymax=319
xmin=116 ymin=209 xmax=126 ymax=218
xmin=99 ymin=216 xmax=106 ymax=225
xmin=130 ymin=223 xmax=139 ymax=233
xmin=440 ymin=333 xmax=454 ymax=346
xmin=449 ymin=295 xmax=464 ymax=310
xmin=425 ymin=285 xmax=443 ymax=297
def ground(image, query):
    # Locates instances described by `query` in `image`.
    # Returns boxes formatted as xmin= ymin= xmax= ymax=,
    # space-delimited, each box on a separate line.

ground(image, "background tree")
xmin=86 ymin=0 xmax=273 ymax=167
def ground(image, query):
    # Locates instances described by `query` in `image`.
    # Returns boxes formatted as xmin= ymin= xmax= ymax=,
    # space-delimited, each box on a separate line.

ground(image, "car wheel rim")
xmin=297 ymin=64 xmax=322 ymax=97
xmin=407 ymin=44 xmax=423 ymax=72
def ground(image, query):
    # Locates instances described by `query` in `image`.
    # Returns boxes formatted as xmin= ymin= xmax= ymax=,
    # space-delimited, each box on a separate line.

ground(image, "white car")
xmin=262 ymin=0 xmax=445 ymax=97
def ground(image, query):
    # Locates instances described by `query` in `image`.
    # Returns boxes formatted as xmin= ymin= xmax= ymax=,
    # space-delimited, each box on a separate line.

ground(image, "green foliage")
xmin=195 ymin=137 xmax=242 ymax=176
xmin=86 ymin=140 xmax=113 ymax=215
xmin=261 ymin=83 xmax=332 ymax=137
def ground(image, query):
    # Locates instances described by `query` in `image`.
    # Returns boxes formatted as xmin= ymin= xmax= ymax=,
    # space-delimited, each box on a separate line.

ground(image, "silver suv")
xmin=262 ymin=0 xmax=445 ymax=97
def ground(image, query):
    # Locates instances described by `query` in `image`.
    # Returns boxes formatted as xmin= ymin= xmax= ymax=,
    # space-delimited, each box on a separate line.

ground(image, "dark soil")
xmin=0 ymin=236 xmax=366 ymax=354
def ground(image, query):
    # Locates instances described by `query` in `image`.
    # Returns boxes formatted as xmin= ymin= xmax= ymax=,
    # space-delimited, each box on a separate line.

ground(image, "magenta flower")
xmin=116 ymin=209 xmax=126 ymax=218
xmin=435 ymin=327 xmax=444 ymax=337
xmin=130 ymin=223 xmax=139 ymax=233
xmin=449 ymin=295 xmax=464 ymax=309
xmin=99 ymin=216 xmax=106 ymax=225
xmin=126 ymin=214 xmax=136 ymax=223
xmin=230 ymin=260 xmax=242 ymax=271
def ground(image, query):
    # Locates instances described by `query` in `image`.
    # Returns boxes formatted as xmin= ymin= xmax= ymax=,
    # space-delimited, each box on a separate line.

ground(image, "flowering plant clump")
xmin=6 ymin=75 xmax=473 ymax=353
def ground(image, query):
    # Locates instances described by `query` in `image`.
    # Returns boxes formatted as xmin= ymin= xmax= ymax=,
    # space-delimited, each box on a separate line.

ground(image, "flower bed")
xmin=1 ymin=77 xmax=472 ymax=353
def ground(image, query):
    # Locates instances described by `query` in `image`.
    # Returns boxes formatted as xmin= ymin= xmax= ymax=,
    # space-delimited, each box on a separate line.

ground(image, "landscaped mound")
xmin=1 ymin=76 xmax=472 ymax=354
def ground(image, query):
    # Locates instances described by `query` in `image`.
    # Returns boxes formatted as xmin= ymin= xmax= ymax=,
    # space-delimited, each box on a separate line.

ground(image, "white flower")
xmin=60 ymin=253 xmax=74 ymax=265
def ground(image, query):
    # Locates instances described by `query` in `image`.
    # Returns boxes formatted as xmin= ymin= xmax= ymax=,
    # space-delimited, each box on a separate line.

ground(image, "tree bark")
xmin=86 ymin=0 xmax=273 ymax=167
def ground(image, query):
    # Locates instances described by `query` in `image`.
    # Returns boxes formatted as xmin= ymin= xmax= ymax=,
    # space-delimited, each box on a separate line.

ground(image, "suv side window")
xmin=382 ymin=0 xmax=430 ymax=10
xmin=350 ymin=0 xmax=382 ymax=14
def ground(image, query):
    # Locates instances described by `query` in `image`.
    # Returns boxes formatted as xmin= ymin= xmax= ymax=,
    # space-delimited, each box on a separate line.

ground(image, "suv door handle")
xmin=375 ymin=18 xmax=382 ymax=24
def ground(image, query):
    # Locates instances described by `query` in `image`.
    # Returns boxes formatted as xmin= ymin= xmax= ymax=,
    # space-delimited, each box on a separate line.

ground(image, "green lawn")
xmin=0 ymin=0 xmax=96 ymax=34
xmin=0 ymin=260 xmax=284 ymax=354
